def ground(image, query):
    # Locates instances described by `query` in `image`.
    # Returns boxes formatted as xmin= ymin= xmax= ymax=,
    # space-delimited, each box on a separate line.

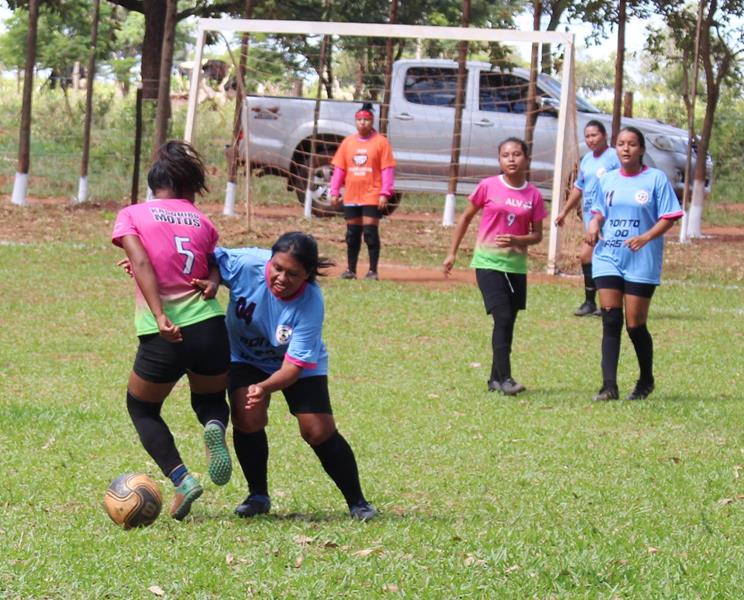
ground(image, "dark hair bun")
xmin=360 ymin=102 xmax=374 ymax=113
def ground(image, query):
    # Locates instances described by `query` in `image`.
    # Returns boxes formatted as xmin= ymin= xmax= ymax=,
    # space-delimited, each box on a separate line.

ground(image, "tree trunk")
xmin=379 ymin=0 xmax=399 ymax=135
xmin=12 ymin=0 xmax=40 ymax=206
xmin=78 ymin=0 xmax=101 ymax=203
xmin=540 ymin=2 xmax=564 ymax=74
xmin=153 ymin=0 xmax=177 ymax=154
xmin=524 ymin=0 xmax=542 ymax=179
xmin=611 ymin=0 xmax=626 ymax=146
xmin=141 ymin=0 xmax=167 ymax=100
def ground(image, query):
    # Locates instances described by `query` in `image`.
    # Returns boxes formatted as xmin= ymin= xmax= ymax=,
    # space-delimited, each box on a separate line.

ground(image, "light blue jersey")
xmin=214 ymin=247 xmax=328 ymax=377
xmin=590 ymin=167 xmax=683 ymax=284
xmin=575 ymin=147 xmax=621 ymax=228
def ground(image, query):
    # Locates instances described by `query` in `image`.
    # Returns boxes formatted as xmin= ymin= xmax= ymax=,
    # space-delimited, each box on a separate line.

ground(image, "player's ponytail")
xmin=272 ymin=231 xmax=335 ymax=282
xmin=148 ymin=140 xmax=208 ymax=200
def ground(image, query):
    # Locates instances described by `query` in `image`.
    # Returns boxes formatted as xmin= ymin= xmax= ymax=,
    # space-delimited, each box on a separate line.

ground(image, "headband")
xmin=355 ymin=109 xmax=373 ymax=119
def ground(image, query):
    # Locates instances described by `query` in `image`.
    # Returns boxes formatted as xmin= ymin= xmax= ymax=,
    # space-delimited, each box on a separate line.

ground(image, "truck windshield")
xmin=537 ymin=74 xmax=601 ymax=113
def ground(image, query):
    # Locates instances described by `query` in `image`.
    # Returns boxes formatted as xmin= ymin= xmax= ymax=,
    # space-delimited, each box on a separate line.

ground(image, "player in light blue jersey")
xmin=556 ymin=120 xmax=621 ymax=316
xmin=200 ymin=232 xmax=377 ymax=521
xmin=586 ymin=127 xmax=683 ymax=402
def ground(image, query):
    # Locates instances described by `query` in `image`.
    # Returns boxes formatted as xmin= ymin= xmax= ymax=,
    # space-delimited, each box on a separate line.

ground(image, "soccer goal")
xmin=184 ymin=18 xmax=579 ymax=275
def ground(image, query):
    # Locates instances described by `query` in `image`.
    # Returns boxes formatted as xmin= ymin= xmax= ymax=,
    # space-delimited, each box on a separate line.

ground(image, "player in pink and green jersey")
xmin=112 ymin=141 xmax=232 ymax=521
xmin=443 ymin=138 xmax=548 ymax=396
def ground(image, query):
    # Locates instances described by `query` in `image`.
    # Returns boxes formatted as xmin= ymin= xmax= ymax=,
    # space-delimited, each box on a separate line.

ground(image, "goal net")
xmin=184 ymin=19 xmax=581 ymax=275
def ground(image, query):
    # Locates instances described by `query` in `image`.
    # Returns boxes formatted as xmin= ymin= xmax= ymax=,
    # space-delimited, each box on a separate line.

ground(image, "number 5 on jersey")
xmin=175 ymin=236 xmax=194 ymax=274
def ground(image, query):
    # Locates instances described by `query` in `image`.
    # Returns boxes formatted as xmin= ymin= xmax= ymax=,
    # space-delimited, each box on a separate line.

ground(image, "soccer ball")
xmin=104 ymin=473 xmax=162 ymax=529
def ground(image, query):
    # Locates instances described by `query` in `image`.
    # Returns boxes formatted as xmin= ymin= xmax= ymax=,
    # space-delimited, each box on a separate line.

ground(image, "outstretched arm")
xmin=442 ymin=202 xmax=480 ymax=276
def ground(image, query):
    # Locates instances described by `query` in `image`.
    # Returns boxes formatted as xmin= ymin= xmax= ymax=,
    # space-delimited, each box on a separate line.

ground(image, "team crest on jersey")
xmin=353 ymin=153 xmax=368 ymax=166
xmin=275 ymin=324 xmax=293 ymax=344
xmin=634 ymin=190 xmax=650 ymax=205
xmin=596 ymin=167 xmax=607 ymax=178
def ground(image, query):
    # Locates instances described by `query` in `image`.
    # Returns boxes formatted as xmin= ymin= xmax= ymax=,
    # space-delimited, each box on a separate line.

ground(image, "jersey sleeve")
xmin=468 ymin=180 xmax=488 ymax=209
xmin=655 ymin=172 xmax=683 ymax=220
xmin=285 ymin=294 xmax=325 ymax=369
xmin=574 ymin=156 xmax=587 ymax=191
xmin=111 ymin=207 xmax=138 ymax=247
xmin=589 ymin=175 xmax=608 ymax=218
xmin=379 ymin=136 xmax=396 ymax=169
xmin=213 ymin=247 xmax=239 ymax=289
xmin=331 ymin=138 xmax=349 ymax=169
xmin=531 ymin=190 xmax=548 ymax=222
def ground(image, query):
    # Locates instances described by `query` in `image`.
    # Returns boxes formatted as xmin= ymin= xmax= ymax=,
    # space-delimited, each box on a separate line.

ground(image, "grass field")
xmin=1 ymin=199 xmax=743 ymax=598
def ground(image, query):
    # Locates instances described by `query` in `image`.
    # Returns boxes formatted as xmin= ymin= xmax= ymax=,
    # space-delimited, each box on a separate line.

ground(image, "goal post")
xmin=184 ymin=18 xmax=577 ymax=275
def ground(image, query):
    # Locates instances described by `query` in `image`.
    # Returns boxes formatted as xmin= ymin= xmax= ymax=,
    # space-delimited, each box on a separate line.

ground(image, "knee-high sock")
xmin=490 ymin=307 xmax=517 ymax=382
xmin=126 ymin=392 xmax=183 ymax=477
xmin=627 ymin=324 xmax=654 ymax=383
xmin=345 ymin=225 xmax=363 ymax=273
xmin=311 ymin=430 xmax=365 ymax=508
xmin=582 ymin=262 xmax=596 ymax=304
xmin=601 ymin=307 xmax=623 ymax=387
xmin=190 ymin=390 xmax=229 ymax=428
xmin=233 ymin=429 xmax=269 ymax=496
xmin=362 ymin=225 xmax=381 ymax=272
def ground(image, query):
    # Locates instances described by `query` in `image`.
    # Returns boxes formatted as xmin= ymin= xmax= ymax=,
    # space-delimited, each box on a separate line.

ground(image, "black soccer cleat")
xmin=593 ymin=384 xmax=619 ymax=401
xmin=235 ymin=493 xmax=271 ymax=518
xmin=499 ymin=377 xmax=526 ymax=396
xmin=574 ymin=301 xmax=597 ymax=317
xmin=349 ymin=500 xmax=378 ymax=521
xmin=487 ymin=379 xmax=502 ymax=393
xmin=340 ymin=270 xmax=357 ymax=280
xmin=626 ymin=379 xmax=655 ymax=400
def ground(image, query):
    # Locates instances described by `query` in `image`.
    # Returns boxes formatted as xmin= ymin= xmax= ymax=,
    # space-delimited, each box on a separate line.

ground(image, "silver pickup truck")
xmin=245 ymin=58 xmax=712 ymax=215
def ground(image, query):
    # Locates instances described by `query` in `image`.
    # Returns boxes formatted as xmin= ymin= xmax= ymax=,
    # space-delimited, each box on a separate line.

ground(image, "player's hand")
xmin=117 ymin=258 xmax=134 ymax=278
xmin=442 ymin=254 xmax=456 ymax=277
xmin=245 ymin=384 xmax=269 ymax=409
xmin=494 ymin=234 xmax=515 ymax=248
xmin=156 ymin=313 xmax=182 ymax=343
xmin=330 ymin=195 xmax=341 ymax=207
xmin=585 ymin=220 xmax=601 ymax=246
xmin=625 ymin=234 xmax=649 ymax=252
xmin=191 ymin=278 xmax=218 ymax=300
xmin=378 ymin=195 xmax=389 ymax=211
xmin=554 ymin=213 xmax=566 ymax=227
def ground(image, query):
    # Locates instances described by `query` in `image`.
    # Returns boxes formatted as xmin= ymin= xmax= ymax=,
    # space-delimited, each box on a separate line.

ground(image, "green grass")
xmin=1 ymin=213 xmax=744 ymax=598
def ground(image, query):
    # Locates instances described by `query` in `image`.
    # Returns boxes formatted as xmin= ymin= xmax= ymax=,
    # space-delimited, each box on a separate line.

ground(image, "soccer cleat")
xmin=340 ymin=270 xmax=357 ymax=280
xmin=204 ymin=422 xmax=232 ymax=486
xmin=592 ymin=307 xmax=603 ymax=317
xmin=349 ymin=500 xmax=378 ymax=521
xmin=626 ymin=379 xmax=655 ymax=400
xmin=364 ymin=271 xmax=379 ymax=281
xmin=593 ymin=385 xmax=619 ymax=401
xmin=170 ymin=474 xmax=203 ymax=521
xmin=574 ymin=301 xmax=597 ymax=317
xmin=499 ymin=378 xmax=526 ymax=396
xmin=487 ymin=379 xmax=502 ymax=392
xmin=235 ymin=493 xmax=271 ymax=518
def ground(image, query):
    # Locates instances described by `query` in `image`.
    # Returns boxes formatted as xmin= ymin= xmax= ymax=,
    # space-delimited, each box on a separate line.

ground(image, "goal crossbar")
xmin=184 ymin=18 xmax=576 ymax=274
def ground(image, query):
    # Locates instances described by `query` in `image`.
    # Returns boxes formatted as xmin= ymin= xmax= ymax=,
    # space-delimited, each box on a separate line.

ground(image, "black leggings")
xmin=490 ymin=305 xmax=518 ymax=383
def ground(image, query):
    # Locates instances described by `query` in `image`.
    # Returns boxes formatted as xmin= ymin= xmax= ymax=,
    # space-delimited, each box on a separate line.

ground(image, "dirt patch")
xmin=2 ymin=195 xmax=743 ymax=286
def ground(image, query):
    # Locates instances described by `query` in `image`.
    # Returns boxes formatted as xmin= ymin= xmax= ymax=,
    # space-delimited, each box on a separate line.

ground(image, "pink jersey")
xmin=469 ymin=175 xmax=547 ymax=274
xmin=112 ymin=199 xmax=224 ymax=335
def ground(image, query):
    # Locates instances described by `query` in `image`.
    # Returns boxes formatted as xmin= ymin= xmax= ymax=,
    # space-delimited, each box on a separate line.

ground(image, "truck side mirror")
xmin=538 ymin=97 xmax=559 ymax=117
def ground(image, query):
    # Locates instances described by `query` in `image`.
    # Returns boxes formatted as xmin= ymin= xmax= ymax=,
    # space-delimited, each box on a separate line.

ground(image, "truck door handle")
xmin=475 ymin=119 xmax=494 ymax=127
xmin=394 ymin=113 xmax=414 ymax=121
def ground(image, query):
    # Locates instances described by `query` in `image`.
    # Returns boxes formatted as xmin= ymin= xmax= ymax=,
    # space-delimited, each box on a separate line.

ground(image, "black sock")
xmin=311 ymin=430 xmax=365 ymax=508
xmin=627 ymin=324 xmax=654 ymax=383
xmin=190 ymin=390 xmax=229 ymax=428
xmin=233 ymin=429 xmax=269 ymax=496
xmin=490 ymin=307 xmax=517 ymax=382
xmin=582 ymin=263 xmax=596 ymax=304
xmin=126 ymin=392 xmax=183 ymax=477
xmin=345 ymin=225 xmax=362 ymax=273
xmin=363 ymin=225 xmax=381 ymax=273
xmin=600 ymin=307 xmax=623 ymax=388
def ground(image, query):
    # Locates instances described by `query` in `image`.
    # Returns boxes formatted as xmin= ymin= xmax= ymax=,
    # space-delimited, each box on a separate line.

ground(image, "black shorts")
xmin=595 ymin=276 xmax=657 ymax=299
xmin=133 ymin=316 xmax=230 ymax=384
xmin=476 ymin=269 xmax=527 ymax=313
xmin=344 ymin=205 xmax=381 ymax=220
xmin=228 ymin=362 xmax=332 ymax=415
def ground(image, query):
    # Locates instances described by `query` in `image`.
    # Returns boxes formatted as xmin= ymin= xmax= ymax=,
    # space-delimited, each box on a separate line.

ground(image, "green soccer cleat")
xmin=170 ymin=474 xmax=203 ymax=521
xmin=204 ymin=422 xmax=232 ymax=486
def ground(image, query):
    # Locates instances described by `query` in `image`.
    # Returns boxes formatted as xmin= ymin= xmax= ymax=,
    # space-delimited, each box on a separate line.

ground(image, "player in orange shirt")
xmin=330 ymin=103 xmax=396 ymax=280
